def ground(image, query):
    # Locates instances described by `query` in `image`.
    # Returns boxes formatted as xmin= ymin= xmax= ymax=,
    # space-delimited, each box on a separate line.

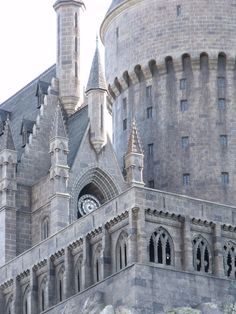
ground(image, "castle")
xmin=1 ymin=0 xmax=236 ymax=313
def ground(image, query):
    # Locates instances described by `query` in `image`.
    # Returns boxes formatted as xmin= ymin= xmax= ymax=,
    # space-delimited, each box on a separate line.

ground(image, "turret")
xmin=125 ymin=120 xmax=144 ymax=186
xmin=54 ymin=0 xmax=85 ymax=116
xmin=86 ymin=40 xmax=108 ymax=154
xmin=0 ymin=119 xmax=17 ymax=265
xmin=49 ymin=105 xmax=70 ymax=233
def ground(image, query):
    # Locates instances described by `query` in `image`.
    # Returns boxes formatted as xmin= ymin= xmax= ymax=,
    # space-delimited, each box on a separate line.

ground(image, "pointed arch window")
xmin=192 ymin=235 xmax=212 ymax=273
xmin=149 ymin=228 xmax=174 ymax=266
xmin=57 ymin=266 xmax=65 ymax=302
xmin=23 ymin=286 xmax=30 ymax=314
xmin=116 ymin=231 xmax=128 ymax=271
xmin=75 ymin=254 xmax=83 ymax=292
xmin=6 ymin=296 xmax=13 ymax=314
xmin=93 ymin=244 xmax=102 ymax=283
xmin=223 ymin=242 xmax=236 ymax=278
xmin=39 ymin=277 xmax=47 ymax=312
xmin=41 ymin=217 xmax=50 ymax=240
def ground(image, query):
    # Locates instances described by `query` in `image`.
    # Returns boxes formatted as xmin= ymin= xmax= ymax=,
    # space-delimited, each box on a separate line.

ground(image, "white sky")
xmin=0 ymin=0 xmax=111 ymax=103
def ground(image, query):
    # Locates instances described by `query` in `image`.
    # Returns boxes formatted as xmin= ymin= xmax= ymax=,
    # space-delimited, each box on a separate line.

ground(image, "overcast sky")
xmin=0 ymin=0 xmax=111 ymax=103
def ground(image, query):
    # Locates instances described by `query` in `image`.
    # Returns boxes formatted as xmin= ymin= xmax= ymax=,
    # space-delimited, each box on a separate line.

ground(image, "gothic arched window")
xmin=57 ymin=266 xmax=65 ymax=302
xmin=75 ymin=254 xmax=83 ymax=293
xmin=116 ymin=231 xmax=128 ymax=271
xmin=39 ymin=277 xmax=47 ymax=312
xmin=23 ymin=286 xmax=30 ymax=314
xmin=41 ymin=217 xmax=50 ymax=240
xmin=192 ymin=235 xmax=212 ymax=273
xmin=5 ymin=296 xmax=13 ymax=314
xmin=93 ymin=244 xmax=102 ymax=283
xmin=223 ymin=242 xmax=236 ymax=278
xmin=149 ymin=228 xmax=174 ymax=266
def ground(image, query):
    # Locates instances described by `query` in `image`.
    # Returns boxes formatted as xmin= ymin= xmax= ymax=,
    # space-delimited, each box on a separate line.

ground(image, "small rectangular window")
xmin=148 ymin=143 xmax=154 ymax=156
xmin=218 ymin=77 xmax=225 ymax=89
xmin=181 ymin=136 xmax=189 ymax=149
xmin=183 ymin=173 xmax=190 ymax=185
xmin=146 ymin=85 xmax=152 ymax=98
xmin=147 ymin=106 xmax=153 ymax=119
xmin=180 ymin=79 xmax=186 ymax=90
xmin=220 ymin=135 xmax=227 ymax=147
xmin=148 ymin=180 xmax=154 ymax=188
xmin=177 ymin=5 xmax=181 ymax=16
xmin=116 ymin=27 xmax=119 ymax=38
xmin=123 ymin=98 xmax=127 ymax=111
xmin=180 ymin=100 xmax=188 ymax=112
xmin=123 ymin=119 xmax=127 ymax=131
xmin=221 ymin=172 xmax=229 ymax=184
xmin=218 ymin=98 xmax=226 ymax=110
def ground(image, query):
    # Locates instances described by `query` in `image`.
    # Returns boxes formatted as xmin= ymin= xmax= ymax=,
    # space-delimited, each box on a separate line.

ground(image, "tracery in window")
xmin=192 ymin=235 xmax=211 ymax=273
xmin=149 ymin=227 xmax=174 ymax=266
xmin=223 ymin=242 xmax=236 ymax=278
xmin=116 ymin=231 xmax=128 ymax=271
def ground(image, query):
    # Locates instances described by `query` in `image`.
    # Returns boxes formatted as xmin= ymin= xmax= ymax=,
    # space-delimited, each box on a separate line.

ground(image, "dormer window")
xmin=20 ymin=119 xmax=35 ymax=148
xmin=36 ymin=80 xmax=50 ymax=108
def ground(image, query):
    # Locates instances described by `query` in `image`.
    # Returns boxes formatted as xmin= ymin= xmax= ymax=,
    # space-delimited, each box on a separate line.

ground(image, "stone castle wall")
xmin=101 ymin=0 xmax=236 ymax=205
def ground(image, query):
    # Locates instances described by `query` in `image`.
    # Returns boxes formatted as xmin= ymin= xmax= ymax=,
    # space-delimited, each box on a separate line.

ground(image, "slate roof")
xmin=67 ymin=105 xmax=89 ymax=167
xmin=0 ymin=65 xmax=56 ymax=157
xmin=106 ymin=0 xmax=126 ymax=14
xmin=0 ymin=64 xmax=89 ymax=168
xmin=86 ymin=44 xmax=107 ymax=92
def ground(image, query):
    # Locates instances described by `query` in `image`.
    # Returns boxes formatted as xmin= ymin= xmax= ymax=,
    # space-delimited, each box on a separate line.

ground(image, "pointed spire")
xmin=127 ymin=120 xmax=143 ymax=154
xmin=1 ymin=118 xmax=15 ymax=151
xmin=86 ymin=38 xmax=107 ymax=93
xmin=50 ymin=104 xmax=67 ymax=139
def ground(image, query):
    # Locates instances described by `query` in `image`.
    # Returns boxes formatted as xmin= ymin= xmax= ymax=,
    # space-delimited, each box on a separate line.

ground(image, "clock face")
xmin=77 ymin=194 xmax=100 ymax=216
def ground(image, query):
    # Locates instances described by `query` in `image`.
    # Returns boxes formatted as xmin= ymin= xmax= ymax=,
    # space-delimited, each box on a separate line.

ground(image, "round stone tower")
xmin=101 ymin=0 xmax=236 ymax=205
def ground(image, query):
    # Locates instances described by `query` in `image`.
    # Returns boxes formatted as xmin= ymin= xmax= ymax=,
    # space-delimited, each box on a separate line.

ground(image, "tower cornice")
xmin=53 ymin=0 xmax=85 ymax=10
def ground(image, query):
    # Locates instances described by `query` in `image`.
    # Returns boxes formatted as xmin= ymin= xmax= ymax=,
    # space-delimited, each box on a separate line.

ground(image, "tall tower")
xmin=101 ymin=0 xmax=236 ymax=205
xmin=54 ymin=0 xmax=84 ymax=116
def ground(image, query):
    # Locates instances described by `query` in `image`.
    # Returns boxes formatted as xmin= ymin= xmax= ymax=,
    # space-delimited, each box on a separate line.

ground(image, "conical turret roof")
xmin=127 ymin=120 xmax=143 ymax=154
xmin=50 ymin=104 xmax=67 ymax=139
xmin=86 ymin=40 xmax=107 ymax=93
xmin=1 ymin=118 xmax=15 ymax=151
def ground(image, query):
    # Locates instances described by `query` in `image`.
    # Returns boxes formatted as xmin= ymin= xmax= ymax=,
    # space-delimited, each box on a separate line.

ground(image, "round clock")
xmin=77 ymin=194 xmax=100 ymax=217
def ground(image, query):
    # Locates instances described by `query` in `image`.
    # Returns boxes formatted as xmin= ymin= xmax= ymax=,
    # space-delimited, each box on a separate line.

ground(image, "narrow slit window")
xmin=180 ymin=79 xmax=186 ymax=90
xmin=148 ymin=143 xmax=154 ymax=156
xmin=218 ymin=77 xmax=225 ymax=89
xmin=220 ymin=135 xmax=227 ymax=147
xmin=75 ymin=62 xmax=78 ymax=78
xmin=218 ymin=98 xmax=226 ymax=110
xmin=177 ymin=5 xmax=181 ymax=16
xmin=146 ymin=85 xmax=152 ymax=98
xmin=75 ymin=37 xmax=78 ymax=53
xmin=181 ymin=136 xmax=189 ymax=149
xmin=75 ymin=12 xmax=78 ymax=28
xmin=221 ymin=172 xmax=229 ymax=184
xmin=180 ymin=100 xmax=188 ymax=112
xmin=123 ymin=118 xmax=127 ymax=131
xmin=147 ymin=106 xmax=153 ymax=119
xmin=183 ymin=173 xmax=190 ymax=185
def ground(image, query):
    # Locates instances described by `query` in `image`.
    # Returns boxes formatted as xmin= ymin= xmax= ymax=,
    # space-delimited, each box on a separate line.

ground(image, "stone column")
xmin=82 ymin=236 xmax=91 ymax=289
xmin=101 ymin=225 xmax=111 ymax=279
xmin=64 ymin=247 xmax=74 ymax=298
xmin=12 ymin=277 xmax=21 ymax=314
xmin=29 ymin=268 xmax=38 ymax=314
xmin=128 ymin=207 xmax=138 ymax=264
xmin=46 ymin=258 xmax=55 ymax=308
xmin=182 ymin=215 xmax=193 ymax=271
xmin=213 ymin=223 xmax=224 ymax=277
xmin=136 ymin=207 xmax=147 ymax=263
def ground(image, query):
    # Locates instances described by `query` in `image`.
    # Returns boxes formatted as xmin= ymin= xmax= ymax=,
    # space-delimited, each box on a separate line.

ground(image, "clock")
xmin=77 ymin=194 xmax=100 ymax=216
